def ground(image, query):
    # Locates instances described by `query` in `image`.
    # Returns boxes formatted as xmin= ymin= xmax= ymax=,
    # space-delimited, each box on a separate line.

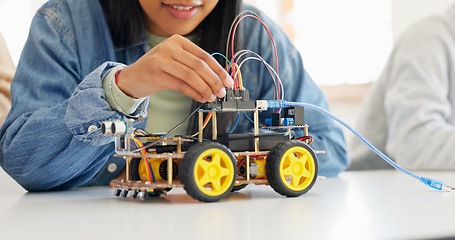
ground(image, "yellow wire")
xmin=131 ymin=137 xmax=154 ymax=181
xmin=231 ymin=63 xmax=244 ymax=89
xmin=236 ymin=63 xmax=244 ymax=89
xmin=190 ymin=112 xmax=212 ymax=138
xmin=132 ymin=138 xmax=147 ymax=155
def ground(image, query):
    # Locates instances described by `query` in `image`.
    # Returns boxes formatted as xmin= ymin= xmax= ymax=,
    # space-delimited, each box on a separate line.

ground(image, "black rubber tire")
xmin=231 ymin=184 xmax=248 ymax=192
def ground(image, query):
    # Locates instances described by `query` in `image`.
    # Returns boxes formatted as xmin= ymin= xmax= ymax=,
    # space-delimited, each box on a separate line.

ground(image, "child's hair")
xmin=99 ymin=0 xmax=243 ymax=67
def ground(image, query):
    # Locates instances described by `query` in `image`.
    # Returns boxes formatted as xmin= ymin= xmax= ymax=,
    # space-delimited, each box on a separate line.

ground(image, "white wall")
xmin=0 ymin=0 xmax=47 ymax=64
xmin=243 ymin=0 xmax=280 ymax=22
xmin=247 ymin=0 xmax=455 ymax=85
xmin=292 ymin=0 xmax=393 ymax=85
xmin=247 ymin=0 xmax=455 ymax=43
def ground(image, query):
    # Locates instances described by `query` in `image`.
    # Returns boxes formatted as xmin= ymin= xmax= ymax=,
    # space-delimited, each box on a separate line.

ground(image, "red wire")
xmin=229 ymin=14 xmax=281 ymax=98
xmin=145 ymin=158 xmax=154 ymax=182
xmin=298 ymin=136 xmax=314 ymax=145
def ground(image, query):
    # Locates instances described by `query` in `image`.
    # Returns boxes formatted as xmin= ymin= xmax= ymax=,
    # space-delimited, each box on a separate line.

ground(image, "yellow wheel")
xmin=266 ymin=140 xmax=318 ymax=197
xmin=180 ymin=142 xmax=237 ymax=202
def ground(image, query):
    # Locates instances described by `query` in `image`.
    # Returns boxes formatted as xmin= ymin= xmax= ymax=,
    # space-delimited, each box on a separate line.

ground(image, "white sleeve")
xmin=103 ymin=65 xmax=147 ymax=115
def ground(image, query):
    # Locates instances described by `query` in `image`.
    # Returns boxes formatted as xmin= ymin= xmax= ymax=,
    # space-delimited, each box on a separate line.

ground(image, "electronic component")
xmin=217 ymin=132 xmax=291 ymax=152
xmin=238 ymin=158 xmax=266 ymax=179
xmin=202 ymin=89 xmax=257 ymax=111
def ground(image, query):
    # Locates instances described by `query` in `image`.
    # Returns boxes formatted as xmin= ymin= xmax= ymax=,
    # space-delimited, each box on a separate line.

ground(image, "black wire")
xmin=216 ymin=132 xmax=290 ymax=141
xmin=132 ymin=104 xmax=202 ymax=153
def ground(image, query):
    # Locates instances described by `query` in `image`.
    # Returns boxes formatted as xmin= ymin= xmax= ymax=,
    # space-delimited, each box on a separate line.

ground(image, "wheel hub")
xmin=293 ymin=161 xmax=304 ymax=175
xmin=208 ymin=165 xmax=219 ymax=179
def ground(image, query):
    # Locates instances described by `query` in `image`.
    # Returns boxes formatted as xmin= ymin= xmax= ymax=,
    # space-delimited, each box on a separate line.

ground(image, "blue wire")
xmin=279 ymin=100 xmax=454 ymax=191
xmin=229 ymin=113 xmax=241 ymax=133
xmin=149 ymin=161 xmax=156 ymax=183
xmin=243 ymin=112 xmax=255 ymax=124
xmin=211 ymin=52 xmax=231 ymax=64
xmin=283 ymin=101 xmax=420 ymax=179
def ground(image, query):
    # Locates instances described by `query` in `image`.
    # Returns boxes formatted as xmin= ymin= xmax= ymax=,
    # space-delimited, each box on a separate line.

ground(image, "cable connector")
xmin=420 ymin=177 xmax=455 ymax=191
xmin=266 ymin=100 xmax=285 ymax=109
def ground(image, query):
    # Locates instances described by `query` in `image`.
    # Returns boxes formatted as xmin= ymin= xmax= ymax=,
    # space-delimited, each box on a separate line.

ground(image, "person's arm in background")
xmin=0 ymin=31 xmax=15 ymax=125
xmin=383 ymin=16 xmax=455 ymax=170
xmin=0 ymin=31 xmax=14 ymax=81
xmin=240 ymin=7 xmax=349 ymax=177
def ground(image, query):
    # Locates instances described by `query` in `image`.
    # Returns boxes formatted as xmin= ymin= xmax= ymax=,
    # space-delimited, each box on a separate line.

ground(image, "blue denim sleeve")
xmin=241 ymin=6 xmax=349 ymax=177
xmin=0 ymin=2 xmax=147 ymax=191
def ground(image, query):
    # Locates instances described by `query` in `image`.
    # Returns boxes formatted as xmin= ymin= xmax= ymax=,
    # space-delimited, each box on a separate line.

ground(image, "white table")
xmin=1 ymin=168 xmax=454 ymax=240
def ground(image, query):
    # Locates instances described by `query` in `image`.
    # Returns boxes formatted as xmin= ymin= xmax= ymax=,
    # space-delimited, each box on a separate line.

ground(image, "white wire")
xmin=233 ymin=50 xmax=277 ymax=97
xmin=233 ymin=50 xmax=285 ymax=100
xmin=226 ymin=10 xmax=263 ymax=63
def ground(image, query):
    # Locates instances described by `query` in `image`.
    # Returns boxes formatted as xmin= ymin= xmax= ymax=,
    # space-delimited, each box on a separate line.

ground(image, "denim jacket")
xmin=0 ymin=0 xmax=348 ymax=191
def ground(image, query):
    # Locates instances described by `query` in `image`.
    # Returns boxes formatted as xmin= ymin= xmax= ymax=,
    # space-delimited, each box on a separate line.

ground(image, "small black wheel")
xmin=146 ymin=190 xmax=162 ymax=197
xmin=231 ymin=184 xmax=248 ymax=192
xmin=179 ymin=142 xmax=237 ymax=202
xmin=129 ymin=158 xmax=141 ymax=181
xmin=114 ymin=188 xmax=121 ymax=197
xmin=266 ymin=140 xmax=318 ymax=197
xmin=146 ymin=188 xmax=171 ymax=197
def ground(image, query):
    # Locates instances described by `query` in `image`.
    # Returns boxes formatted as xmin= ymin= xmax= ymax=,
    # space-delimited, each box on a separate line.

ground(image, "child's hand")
xmin=116 ymin=34 xmax=234 ymax=103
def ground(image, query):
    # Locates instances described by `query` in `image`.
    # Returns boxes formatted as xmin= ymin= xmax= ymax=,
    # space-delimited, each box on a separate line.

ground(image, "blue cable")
xmin=269 ymin=100 xmax=454 ymax=191
xmin=211 ymin=52 xmax=231 ymax=64
xmin=243 ymin=112 xmax=255 ymax=124
xmin=229 ymin=113 xmax=241 ymax=133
